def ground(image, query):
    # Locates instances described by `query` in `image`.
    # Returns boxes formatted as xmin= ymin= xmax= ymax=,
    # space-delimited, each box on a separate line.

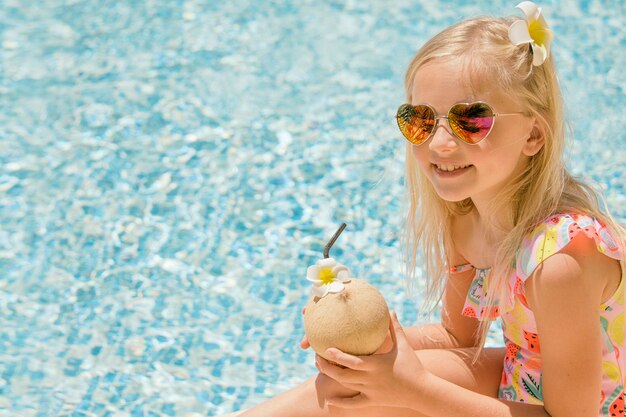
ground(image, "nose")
xmin=428 ymin=117 xmax=458 ymax=152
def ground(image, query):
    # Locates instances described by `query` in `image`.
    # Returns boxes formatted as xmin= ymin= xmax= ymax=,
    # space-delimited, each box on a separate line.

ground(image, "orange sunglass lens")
xmin=396 ymin=104 xmax=435 ymax=145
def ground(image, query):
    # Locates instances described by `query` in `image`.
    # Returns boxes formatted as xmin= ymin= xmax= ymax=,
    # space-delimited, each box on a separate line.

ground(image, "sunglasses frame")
xmin=396 ymin=101 xmax=526 ymax=145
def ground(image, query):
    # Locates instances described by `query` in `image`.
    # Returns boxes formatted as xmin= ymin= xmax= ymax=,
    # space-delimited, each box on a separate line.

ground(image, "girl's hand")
xmin=316 ymin=311 xmax=427 ymax=410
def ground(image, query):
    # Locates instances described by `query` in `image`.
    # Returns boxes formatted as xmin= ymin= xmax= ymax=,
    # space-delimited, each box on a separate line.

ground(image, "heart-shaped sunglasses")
xmin=396 ymin=102 xmax=525 ymax=145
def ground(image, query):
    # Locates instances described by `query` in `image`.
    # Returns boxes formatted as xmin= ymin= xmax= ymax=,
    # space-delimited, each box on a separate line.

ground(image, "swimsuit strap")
xmin=450 ymin=263 xmax=475 ymax=274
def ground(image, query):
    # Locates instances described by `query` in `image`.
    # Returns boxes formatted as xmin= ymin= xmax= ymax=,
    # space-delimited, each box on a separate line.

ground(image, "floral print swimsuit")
xmin=452 ymin=214 xmax=625 ymax=416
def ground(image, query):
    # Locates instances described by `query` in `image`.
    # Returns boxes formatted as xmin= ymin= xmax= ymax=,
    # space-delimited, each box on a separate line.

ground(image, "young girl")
xmin=232 ymin=2 xmax=625 ymax=416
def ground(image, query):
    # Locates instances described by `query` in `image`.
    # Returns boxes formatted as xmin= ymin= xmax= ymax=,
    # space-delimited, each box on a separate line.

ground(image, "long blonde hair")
xmin=403 ymin=16 xmax=625 ymax=346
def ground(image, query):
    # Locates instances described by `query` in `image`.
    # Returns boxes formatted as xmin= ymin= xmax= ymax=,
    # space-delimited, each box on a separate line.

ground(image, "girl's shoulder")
xmin=515 ymin=213 xmax=623 ymax=283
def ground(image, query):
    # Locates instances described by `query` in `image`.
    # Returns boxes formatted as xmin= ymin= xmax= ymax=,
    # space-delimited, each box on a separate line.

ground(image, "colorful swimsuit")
xmin=454 ymin=213 xmax=624 ymax=416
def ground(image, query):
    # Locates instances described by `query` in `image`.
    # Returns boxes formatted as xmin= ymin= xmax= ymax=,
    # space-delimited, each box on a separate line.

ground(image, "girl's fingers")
xmin=316 ymin=355 xmax=364 ymax=386
xmin=325 ymin=348 xmax=369 ymax=371
xmin=389 ymin=311 xmax=408 ymax=350
xmin=388 ymin=311 xmax=398 ymax=347
xmin=300 ymin=307 xmax=309 ymax=348
xmin=327 ymin=393 xmax=369 ymax=409
xmin=300 ymin=335 xmax=310 ymax=349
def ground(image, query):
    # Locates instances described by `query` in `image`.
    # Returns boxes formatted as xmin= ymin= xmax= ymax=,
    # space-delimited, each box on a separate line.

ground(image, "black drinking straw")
xmin=323 ymin=223 xmax=347 ymax=259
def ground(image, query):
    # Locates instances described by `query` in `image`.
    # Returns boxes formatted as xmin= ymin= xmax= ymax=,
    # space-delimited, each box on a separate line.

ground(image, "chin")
xmin=438 ymin=194 xmax=471 ymax=203
xmin=431 ymin=186 xmax=471 ymax=203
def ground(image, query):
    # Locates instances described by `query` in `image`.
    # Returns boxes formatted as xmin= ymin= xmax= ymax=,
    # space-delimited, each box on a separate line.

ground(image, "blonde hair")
xmin=403 ymin=16 xmax=625 ymax=347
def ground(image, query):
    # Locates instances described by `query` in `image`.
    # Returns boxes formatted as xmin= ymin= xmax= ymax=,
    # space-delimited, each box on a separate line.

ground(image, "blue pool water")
xmin=0 ymin=1 xmax=624 ymax=416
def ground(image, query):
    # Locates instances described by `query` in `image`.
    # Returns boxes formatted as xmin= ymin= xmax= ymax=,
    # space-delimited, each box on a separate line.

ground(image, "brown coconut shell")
xmin=303 ymin=278 xmax=389 ymax=360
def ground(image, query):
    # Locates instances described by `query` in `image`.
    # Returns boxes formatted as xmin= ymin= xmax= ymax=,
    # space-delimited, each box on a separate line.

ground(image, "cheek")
xmin=476 ymin=139 xmax=530 ymax=180
xmin=411 ymin=144 xmax=429 ymax=168
xmin=489 ymin=119 xmax=530 ymax=150
xmin=479 ymin=127 xmax=527 ymax=159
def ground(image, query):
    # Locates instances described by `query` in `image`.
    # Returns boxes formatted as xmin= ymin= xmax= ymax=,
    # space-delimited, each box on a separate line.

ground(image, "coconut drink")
xmin=303 ymin=224 xmax=390 ymax=361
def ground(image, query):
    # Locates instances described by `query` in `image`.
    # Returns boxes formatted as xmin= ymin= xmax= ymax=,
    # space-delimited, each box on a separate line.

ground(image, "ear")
xmin=522 ymin=118 xmax=545 ymax=156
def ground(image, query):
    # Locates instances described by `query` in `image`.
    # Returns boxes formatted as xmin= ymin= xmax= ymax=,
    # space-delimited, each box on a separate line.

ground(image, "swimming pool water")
xmin=0 ymin=0 xmax=624 ymax=416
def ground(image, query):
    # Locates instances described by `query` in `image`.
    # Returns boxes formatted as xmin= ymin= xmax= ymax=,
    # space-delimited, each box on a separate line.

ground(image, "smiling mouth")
xmin=433 ymin=163 xmax=473 ymax=172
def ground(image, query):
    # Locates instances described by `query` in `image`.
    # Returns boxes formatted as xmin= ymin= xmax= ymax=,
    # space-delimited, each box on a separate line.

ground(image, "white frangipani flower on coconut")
xmin=306 ymin=258 xmax=351 ymax=298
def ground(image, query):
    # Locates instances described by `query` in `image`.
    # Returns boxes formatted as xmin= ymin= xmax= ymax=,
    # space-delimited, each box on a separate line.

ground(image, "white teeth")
xmin=435 ymin=163 xmax=471 ymax=172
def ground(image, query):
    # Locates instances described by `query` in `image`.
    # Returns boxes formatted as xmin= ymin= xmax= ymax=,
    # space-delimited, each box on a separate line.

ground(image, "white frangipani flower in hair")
xmin=508 ymin=1 xmax=554 ymax=66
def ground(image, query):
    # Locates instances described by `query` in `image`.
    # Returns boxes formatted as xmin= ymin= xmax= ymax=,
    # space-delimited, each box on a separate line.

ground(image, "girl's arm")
xmin=403 ymin=225 xmax=482 ymax=351
xmin=403 ymin=265 xmax=480 ymax=350
xmin=524 ymin=233 xmax=611 ymax=417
